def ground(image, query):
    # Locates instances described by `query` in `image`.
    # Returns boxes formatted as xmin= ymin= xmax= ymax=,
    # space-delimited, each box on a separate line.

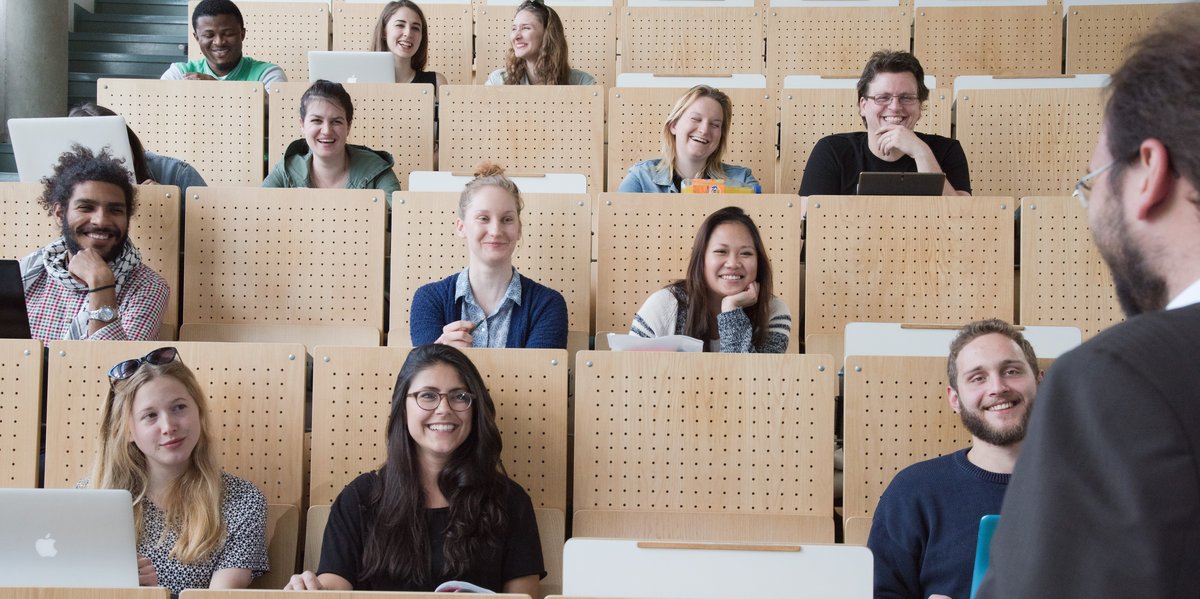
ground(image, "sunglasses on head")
xmin=108 ymin=347 xmax=179 ymax=383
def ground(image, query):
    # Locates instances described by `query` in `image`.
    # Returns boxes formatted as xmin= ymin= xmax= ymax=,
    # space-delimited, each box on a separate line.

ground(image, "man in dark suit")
xmin=976 ymin=5 xmax=1200 ymax=598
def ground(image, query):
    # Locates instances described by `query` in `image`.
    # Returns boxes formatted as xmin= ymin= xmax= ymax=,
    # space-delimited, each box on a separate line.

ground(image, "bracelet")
xmin=88 ymin=284 xmax=116 ymax=294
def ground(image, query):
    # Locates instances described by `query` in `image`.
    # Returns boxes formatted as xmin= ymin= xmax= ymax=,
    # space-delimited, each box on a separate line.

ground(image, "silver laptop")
xmin=7 ymin=115 xmax=135 ymax=183
xmin=0 ymin=488 xmax=139 ymax=587
xmin=308 ymin=51 xmax=396 ymax=84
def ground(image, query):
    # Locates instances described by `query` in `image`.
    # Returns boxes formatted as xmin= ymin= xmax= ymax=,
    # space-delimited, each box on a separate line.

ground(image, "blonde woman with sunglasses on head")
xmin=79 ymin=347 xmax=269 ymax=594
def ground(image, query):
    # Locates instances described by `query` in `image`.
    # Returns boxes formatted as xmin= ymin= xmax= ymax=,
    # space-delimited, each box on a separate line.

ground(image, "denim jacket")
xmin=617 ymin=158 xmax=759 ymax=193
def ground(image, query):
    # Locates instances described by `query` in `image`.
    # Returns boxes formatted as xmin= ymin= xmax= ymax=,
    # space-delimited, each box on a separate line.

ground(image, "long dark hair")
xmin=359 ymin=344 xmax=509 ymax=584
xmin=371 ymin=0 xmax=431 ymax=72
xmin=671 ymin=206 xmax=774 ymax=348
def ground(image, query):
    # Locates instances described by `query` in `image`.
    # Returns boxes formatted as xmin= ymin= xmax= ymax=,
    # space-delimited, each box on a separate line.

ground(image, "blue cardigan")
xmin=409 ymin=272 xmax=568 ymax=349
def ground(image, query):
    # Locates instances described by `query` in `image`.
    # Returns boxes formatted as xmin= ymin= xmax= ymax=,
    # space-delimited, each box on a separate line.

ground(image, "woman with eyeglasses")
xmin=798 ymin=50 xmax=971 ymax=199
xmin=81 ymin=347 xmax=269 ymax=594
xmin=284 ymin=344 xmax=543 ymax=593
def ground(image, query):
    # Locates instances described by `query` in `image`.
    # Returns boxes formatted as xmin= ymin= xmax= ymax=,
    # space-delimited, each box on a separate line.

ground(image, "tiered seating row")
xmin=190 ymin=1 xmax=1177 ymax=85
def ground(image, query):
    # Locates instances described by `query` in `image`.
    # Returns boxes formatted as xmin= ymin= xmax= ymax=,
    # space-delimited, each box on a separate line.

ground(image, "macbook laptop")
xmin=308 ymin=51 xmax=396 ymax=84
xmin=7 ymin=115 xmax=135 ymax=183
xmin=857 ymin=171 xmax=947 ymax=196
xmin=0 ymin=260 xmax=32 ymax=340
xmin=0 ymin=488 xmax=139 ymax=587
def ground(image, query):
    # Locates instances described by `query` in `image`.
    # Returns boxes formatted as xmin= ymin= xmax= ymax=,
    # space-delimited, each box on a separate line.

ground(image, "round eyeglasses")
xmin=408 ymin=389 xmax=474 ymax=412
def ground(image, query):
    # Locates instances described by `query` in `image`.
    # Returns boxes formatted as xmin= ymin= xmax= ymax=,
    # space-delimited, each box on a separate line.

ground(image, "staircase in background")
xmin=68 ymin=0 xmax=189 ymax=109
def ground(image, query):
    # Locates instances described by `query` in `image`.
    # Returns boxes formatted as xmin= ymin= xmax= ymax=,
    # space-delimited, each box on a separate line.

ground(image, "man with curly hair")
xmin=19 ymin=145 xmax=169 ymax=344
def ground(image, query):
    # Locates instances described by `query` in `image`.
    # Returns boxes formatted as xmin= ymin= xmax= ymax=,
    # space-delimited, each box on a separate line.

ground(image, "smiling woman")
xmin=283 ymin=345 xmax=544 ymax=594
xmin=371 ymin=0 xmax=448 ymax=90
xmin=78 ymin=350 xmax=269 ymax=595
xmin=408 ymin=162 xmax=568 ymax=349
xmin=262 ymin=80 xmax=402 ymax=204
xmin=630 ymin=206 xmax=790 ymax=353
xmin=618 ymin=85 xmax=759 ymax=193
xmin=485 ymin=0 xmax=594 ymax=85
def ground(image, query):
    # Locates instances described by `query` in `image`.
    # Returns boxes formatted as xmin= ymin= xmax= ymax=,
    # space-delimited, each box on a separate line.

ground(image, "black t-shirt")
xmin=798 ymin=131 xmax=971 ymax=196
xmin=318 ymin=471 xmax=545 ymax=591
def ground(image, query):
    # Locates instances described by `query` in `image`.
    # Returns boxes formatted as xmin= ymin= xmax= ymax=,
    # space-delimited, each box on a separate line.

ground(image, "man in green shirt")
xmin=160 ymin=0 xmax=287 ymax=85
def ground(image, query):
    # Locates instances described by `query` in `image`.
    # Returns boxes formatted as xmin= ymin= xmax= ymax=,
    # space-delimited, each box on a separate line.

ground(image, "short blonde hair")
xmin=659 ymin=85 xmax=734 ymax=180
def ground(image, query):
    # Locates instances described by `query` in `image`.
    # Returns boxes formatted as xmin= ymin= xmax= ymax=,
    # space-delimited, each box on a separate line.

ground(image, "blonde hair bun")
xmin=474 ymin=161 xmax=507 ymax=178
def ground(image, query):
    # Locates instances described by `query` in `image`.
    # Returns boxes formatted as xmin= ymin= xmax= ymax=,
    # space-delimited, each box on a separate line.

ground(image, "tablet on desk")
xmin=857 ymin=172 xmax=946 ymax=196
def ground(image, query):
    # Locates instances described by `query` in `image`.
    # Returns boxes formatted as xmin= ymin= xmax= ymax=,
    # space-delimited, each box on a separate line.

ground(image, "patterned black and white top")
xmin=79 ymin=471 xmax=270 ymax=594
xmin=631 ymin=286 xmax=792 ymax=353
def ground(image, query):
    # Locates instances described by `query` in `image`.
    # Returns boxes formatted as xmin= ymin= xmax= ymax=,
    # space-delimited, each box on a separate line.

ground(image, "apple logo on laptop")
xmin=347 ymin=75 xmax=358 ymax=84
xmin=35 ymin=534 xmax=57 ymax=557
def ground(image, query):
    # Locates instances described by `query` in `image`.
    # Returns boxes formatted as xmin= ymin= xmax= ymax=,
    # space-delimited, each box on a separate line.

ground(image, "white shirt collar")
xmin=1165 ymin=277 xmax=1200 ymax=310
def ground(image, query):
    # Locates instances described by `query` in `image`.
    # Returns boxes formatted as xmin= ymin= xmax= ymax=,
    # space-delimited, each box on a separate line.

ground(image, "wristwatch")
xmin=87 ymin=305 xmax=118 ymax=324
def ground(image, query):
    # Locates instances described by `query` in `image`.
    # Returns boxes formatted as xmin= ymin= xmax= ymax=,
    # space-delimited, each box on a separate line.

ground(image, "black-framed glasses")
xmin=1073 ymin=159 xmax=1118 ymax=209
xmin=108 ymin=347 xmax=179 ymax=383
xmin=864 ymin=93 xmax=920 ymax=106
xmin=408 ymin=389 xmax=474 ymax=412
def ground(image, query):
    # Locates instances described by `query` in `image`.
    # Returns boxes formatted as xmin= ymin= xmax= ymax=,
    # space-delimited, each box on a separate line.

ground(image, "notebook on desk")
xmin=0 ymin=260 xmax=32 ymax=340
xmin=0 ymin=488 xmax=140 ymax=587
xmin=308 ymin=51 xmax=396 ymax=84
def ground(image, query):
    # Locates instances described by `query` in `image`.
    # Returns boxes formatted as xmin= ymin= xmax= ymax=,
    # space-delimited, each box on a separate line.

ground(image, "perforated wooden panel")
xmin=0 ymin=340 xmax=43 ymax=488
xmin=596 ymin=193 xmax=803 ymax=351
xmin=0 ymin=182 xmax=182 ymax=339
xmin=388 ymin=191 xmax=591 ymax=342
xmin=187 ymin=1 xmax=330 ymax=82
xmin=308 ymin=346 xmax=569 ymax=510
xmin=607 ymin=87 xmax=777 ymax=193
xmin=574 ymin=351 xmax=836 ymax=515
xmin=1019 ymin=196 xmax=1123 ymax=339
xmin=765 ymin=7 xmax=909 ymax=92
xmin=804 ymin=196 xmax=1015 ymax=337
xmin=779 ymin=87 xmax=951 ymax=196
xmin=841 ymin=355 xmax=969 ymax=520
xmin=1066 ymin=3 xmax=1173 ymax=74
xmin=331 ymin=2 xmax=475 ymax=85
xmin=98 ymin=79 xmax=265 ymax=186
xmin=573 ymin=509 xmax=834 ymax=543
xmin=913 ymin=6 xmax=1061 ymax=78
xmin=618 ymin=7 xmax=765 ymax=74
xmin=475 ymin=5 xmax=617 ymax=88
xmin=44 ymin=340 xmax=306 ymax=507
xmin=439 ymin=85 xmax=605 ymax=192
xmin=183 ymin=187 xmax=386 ymax=330
xmin=957 ymin=86 xmax=1103 ymax=199
xmin=4 ymin=590 xmax=168 ymax=599
xmin=267 ymin=81 xmax=434 ymax=183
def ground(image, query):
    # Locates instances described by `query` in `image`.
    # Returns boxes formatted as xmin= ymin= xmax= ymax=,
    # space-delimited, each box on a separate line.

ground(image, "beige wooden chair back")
xmin=779 ymin=84 xmax=951 ymax=197
xmin=957 ymin=85 xmax=1104 ymax=199
xmin=841 ymin=355 xmax=969 ymax=537
xmin=439 ymin=85 xmax=605 ymax=192
xmin=267 ymin=81 xmax=435 ymax=184
xmin=0 ymin=182 xmax=182 ymax=340
xmin=43 ymin=340 xmax=307 ymax=509
xmin=606 ymin=87 xmax=777 ymax=193
xmin=308 ymin=346 xmax=569 ymax=511
xmin=387 ymin=191 xmax=591 ymax=344
xmin=98 ymin=79 xmax=265 ymax=186
xmin=183 ymin=187 xmax=387 ymax=336
xmin=331 ymin=1 xmax=475 ymax=84
xmin=618 ymin=7 xmax=764 ymax=74
xmin=187 ymin=1 xmax=330 ymax=82
xmin=595 ymin=193 xmax=803 ymax=352
xmin=913 ymin=5 xmax=1062 ymax=78
xmin=0 ymin=340 xmax=43 ymax=488
xmin=1066 ymin=3 xmax=1174 ymax=74
xmin=573 ymin=351 xmax=837 ymax=542
xmin=6 ymin=590 xmax=168 ymax=599
xmin=765 ymin=7 xmax=909 ymax=93
xmin=805 ymin=196 xmax=1015 ymax=352
xmin=475 ymin=4 xmax=617 ymax=88
xmin=1020 ymin=196 xmax=1123 ymax=339
xmin=252 ymin=503 xmax=300 ymax=590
